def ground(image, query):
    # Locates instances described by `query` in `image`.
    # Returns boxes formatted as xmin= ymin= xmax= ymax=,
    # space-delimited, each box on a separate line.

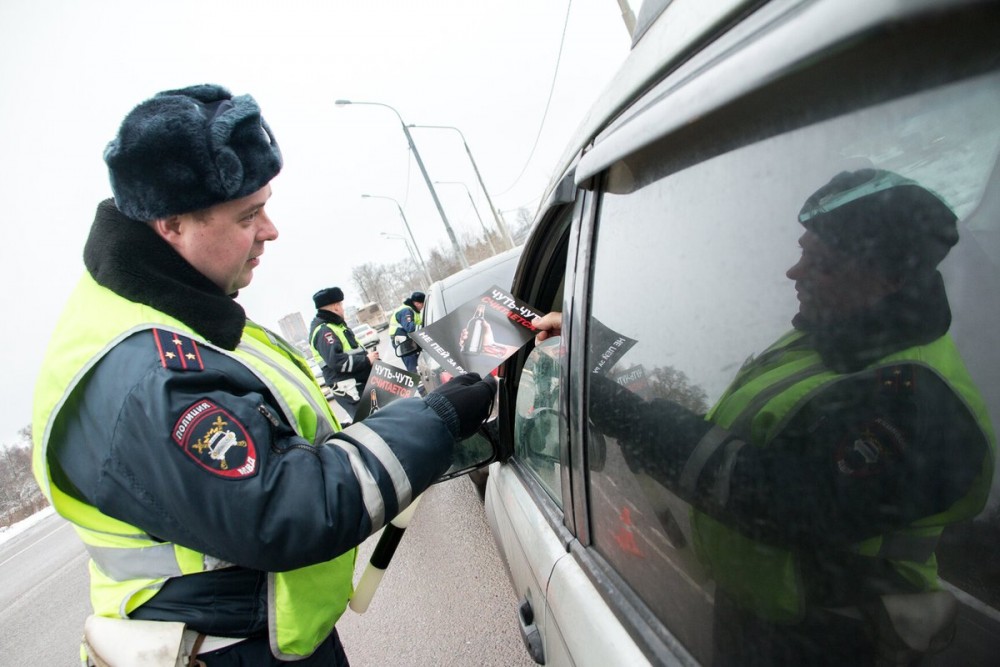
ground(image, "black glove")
xmin=425 ymin=373 xmax=497 ymax=439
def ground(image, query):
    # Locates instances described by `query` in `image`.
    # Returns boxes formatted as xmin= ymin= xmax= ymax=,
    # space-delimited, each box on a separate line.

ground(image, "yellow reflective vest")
xmin=692 ymin=330 xmax=996 ymax=623
xmin=311 ymin=320 xmax=355 ymax=365
xmin=33 ymin=273 xmax=354 ymax=660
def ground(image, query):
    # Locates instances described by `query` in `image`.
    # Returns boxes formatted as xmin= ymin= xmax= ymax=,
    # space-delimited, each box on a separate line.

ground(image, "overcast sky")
xmin=0 ymin=1 xmax=631 ymax=445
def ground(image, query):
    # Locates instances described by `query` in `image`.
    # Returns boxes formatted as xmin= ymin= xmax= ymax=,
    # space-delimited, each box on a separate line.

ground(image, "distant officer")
xmin=31 ymin=84 xmax=496 ymax=666
xmin=310 ymin=286 xmax=378 ymax=422
xmin=389 ymin=291 xmax=425 ymax=373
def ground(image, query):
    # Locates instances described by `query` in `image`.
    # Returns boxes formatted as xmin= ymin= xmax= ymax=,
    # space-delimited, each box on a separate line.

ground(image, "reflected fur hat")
xmin=798 ymin=169 xmax=958 ymax=277
xmin=104 ymin=84 xmax=282 ymax=221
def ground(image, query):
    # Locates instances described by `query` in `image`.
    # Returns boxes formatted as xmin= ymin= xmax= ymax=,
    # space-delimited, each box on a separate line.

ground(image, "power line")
xmin=495 ymin=0 xmax=573 ymax=197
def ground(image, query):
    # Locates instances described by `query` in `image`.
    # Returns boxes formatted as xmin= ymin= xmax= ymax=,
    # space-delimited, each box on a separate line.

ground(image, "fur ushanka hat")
xmin=313 ymin=287 xmax=345 ymax=309
xmin=104 ymin=84 xmax=282 ymax=221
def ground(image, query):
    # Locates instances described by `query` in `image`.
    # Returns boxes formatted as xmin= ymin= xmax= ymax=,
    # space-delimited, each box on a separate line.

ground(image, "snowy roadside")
xmin=0 ymin=506 xmax=56 ymax=546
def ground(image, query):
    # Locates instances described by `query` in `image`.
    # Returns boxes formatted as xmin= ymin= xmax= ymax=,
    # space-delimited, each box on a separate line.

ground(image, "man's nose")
xmin=259 ymin=212 xmax=279 ymax=241
xmin=786 ymin=257 xmax=804 ymax=280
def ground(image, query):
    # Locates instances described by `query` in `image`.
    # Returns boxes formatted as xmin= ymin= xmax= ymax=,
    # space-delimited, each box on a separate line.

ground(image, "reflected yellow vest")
xmin=32 ymin=273 xmax=353 ymax=660
xmin=693 ymin=331 xmax=995 ymax=623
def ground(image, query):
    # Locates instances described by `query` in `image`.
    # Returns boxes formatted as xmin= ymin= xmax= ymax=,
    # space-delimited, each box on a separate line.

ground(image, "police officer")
xmin=310 ymin=286 xmax=378 ymax=423
xmin=31 ymin=84 xmax=496 ymax=666
xmin=534 ymin=169 xmax=995 ymax=665
xmin=389 ymin=291 xmax=425 ymax=373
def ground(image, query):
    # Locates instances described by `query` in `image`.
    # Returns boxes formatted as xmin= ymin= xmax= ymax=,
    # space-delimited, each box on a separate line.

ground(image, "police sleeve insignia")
xmin=172 ymin=400 xmax=258 ymax=479
xmin=833 ymin=417 xmax=908 ymax=478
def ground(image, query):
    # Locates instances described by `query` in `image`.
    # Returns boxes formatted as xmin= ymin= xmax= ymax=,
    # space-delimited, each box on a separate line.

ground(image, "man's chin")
xmin=791 ymin=311 xmax=814 ymax=331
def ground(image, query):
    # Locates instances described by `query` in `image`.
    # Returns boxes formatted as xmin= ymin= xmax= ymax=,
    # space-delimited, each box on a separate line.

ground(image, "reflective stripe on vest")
xmin=309 ymin=321 xmax=356 ymax=372
xmin=690 ymin=331 xmax=996 ymax=623
xmin=243 ymin=321 xmax=341 ymax=443
xmin=32 ymin=273 xmax=354 ymax=659
xmin=389 ymin=305 xmax=413 ymax=337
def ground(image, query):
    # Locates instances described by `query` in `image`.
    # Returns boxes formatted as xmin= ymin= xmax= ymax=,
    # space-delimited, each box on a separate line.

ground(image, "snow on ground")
xmin=0 ymin=506 xmax=55 ymax=546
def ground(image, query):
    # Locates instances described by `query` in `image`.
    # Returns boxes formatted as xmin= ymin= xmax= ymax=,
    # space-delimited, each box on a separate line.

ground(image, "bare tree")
xmin=348 ymin=231 xmax=508 ymax=321
xmin=351 ymin=262 xmax=393 ymax=308
xmin=511 ymin=207 xmax=534 ymax=244
xmin=648 ymin=366 xmax=709 ymax=414
xmin=0 ymin=425 xmax=48 ymax=528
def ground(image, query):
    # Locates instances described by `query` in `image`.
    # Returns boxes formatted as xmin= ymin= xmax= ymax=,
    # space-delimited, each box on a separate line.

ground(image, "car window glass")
xmin=583 ymin=72 xmax=1000 ymax=664
xmin=514 ymin=337 xmax=564 ymax=504
xmin=510 ymin=209 xmax=572 ymax=509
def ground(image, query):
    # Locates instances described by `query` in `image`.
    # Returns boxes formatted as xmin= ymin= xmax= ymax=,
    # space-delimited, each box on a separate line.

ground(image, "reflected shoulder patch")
xmin=172 ymin=400 xmax=258 ymax=479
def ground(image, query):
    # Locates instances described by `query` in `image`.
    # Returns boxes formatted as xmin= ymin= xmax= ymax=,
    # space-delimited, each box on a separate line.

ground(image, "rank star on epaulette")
xmin=153 ymin=329 xmax=205 ymax=371
xmin=172 ymin=400 xmax=258 ymax=479
xmin=876 ymin=365 xmax=916 ymax=394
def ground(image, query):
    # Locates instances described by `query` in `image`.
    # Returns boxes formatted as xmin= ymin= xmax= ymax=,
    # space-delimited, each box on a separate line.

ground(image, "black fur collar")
xmin=314 ymin=309 xmax=346 ymax=326
xmin=83 ymin=199 xmax=246 ymax=350
xmin=793 ymin=272 xmax=952 ymax=373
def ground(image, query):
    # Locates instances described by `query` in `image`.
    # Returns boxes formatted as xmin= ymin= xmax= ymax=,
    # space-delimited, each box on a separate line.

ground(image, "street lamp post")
xmin=336 ymin=100 xmax=469 ymax=269
xmin=362 ymin=194 xmax=434 ymax=285
xmin=407 ymin=123 xmax=515 ymax=249
xmin=381 ymin=232 xmax=418 ymax=266
xmin=434 ymin=180 xmax=497 ymax=255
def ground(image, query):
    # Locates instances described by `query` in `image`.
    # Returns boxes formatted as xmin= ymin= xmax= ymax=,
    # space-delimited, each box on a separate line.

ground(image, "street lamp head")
xmin=334 ymin=99 xmax=352 ymax=106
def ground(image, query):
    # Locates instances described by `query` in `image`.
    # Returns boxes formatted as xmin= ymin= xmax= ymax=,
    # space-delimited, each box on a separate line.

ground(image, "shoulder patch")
xmin=834 ymin=417 xmax=908 ymax=478
xmin=172 ymin=399 xmax=258 ymax=479
xmin=153 ymin=329 xmax=205 ymax=371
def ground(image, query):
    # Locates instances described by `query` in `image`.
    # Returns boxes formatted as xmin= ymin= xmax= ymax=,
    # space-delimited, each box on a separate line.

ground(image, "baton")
xmin=349 ymin=494 xmax=423 ymax=613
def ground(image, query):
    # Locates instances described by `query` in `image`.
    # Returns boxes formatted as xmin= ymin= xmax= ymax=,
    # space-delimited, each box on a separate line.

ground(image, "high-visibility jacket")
xmin=389 ymin=304 xmax=418 ymax=339
xmin=690 ymin=330 xmax=996 ymax=623
xmin=33 ymin=273 xmax=353 ymax=660
xmin=311 ymin=320 xmax=356 ymax=361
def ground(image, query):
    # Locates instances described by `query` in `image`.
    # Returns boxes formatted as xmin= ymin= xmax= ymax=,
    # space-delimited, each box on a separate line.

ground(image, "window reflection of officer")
xmin=545 ymin=170 xmax=996 ymax=666
xmin=309 ymin=286 xmax=379 ymax=423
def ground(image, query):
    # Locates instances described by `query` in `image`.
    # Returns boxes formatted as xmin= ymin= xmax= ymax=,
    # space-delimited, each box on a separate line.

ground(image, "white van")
xmin=485 ymin=0 xmax=1000 ymax=664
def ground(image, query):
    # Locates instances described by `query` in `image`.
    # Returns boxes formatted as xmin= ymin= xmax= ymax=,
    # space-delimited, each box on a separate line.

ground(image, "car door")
xmin=490 ymin=1 xmax=1000 ymax=665
xmin=486 ymin=193 xmax=660 ymax=665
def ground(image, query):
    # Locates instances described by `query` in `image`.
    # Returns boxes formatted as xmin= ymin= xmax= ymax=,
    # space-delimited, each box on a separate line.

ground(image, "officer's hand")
xmin=368 ymin=350 xmax=379 ymax=364
xmin=426 ymin=373 xmax=497 ymax=440
xmin=532 ymin=311 xmax=563 ymax=344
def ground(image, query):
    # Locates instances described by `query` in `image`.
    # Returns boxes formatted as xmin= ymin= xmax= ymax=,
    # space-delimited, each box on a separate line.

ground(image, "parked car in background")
xmin=351 ymin=323 xmax=380 ymax=349
xmin=307 ymin=358 xmax=334 ymax=401
xmin=485 ymin=0 xmax=1000 ymax=665
xmin=417 ymin=246 xmax=523 ymax=493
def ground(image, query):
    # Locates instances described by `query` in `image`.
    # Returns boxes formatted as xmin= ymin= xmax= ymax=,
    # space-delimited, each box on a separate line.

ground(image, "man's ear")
xmin=150 ymin=216 xmax=184 ymax=246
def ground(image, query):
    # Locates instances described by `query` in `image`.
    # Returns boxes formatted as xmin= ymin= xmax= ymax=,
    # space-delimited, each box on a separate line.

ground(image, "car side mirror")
xmin=393 ymin=336 xmax=420 ymax=357
xmin=434 ymin=378 xmax=502 ymax=483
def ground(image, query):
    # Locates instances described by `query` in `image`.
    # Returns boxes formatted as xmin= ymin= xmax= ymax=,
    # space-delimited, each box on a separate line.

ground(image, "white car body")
xmin=352 ymin=324 xmax=380 ymax=349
